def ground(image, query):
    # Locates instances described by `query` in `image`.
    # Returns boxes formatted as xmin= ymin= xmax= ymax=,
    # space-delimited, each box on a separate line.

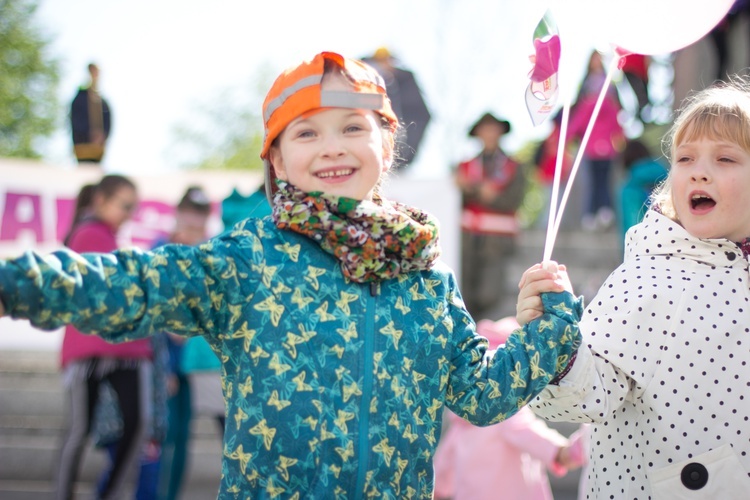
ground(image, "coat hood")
xmin=625 ymin=210 xmax=748 ymax=270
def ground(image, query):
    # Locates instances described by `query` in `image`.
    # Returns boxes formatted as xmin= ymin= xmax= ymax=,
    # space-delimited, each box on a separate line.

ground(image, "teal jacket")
xmin=0 ymin=217 xmax=581 ymax=499
xmin=618 ymin=158 xmax=668 ymax=242
xmin=181 ymin=335 xmax=221 ymax=373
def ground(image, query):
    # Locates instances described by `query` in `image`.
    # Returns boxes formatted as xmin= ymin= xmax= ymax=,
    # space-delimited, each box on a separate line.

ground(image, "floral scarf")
xmin=737 ymin=237 xmax=750 ymax=258
xmin=272 ymin=180 xmax=441 ymax=283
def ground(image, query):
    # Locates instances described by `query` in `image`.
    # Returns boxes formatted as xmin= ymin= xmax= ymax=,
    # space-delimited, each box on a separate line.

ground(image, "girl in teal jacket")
xmin=0 ymin=52 xmax=579 ymax=499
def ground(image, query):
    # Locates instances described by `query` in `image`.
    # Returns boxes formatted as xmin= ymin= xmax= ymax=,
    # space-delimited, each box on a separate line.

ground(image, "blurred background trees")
xmin=0 ymin=0 xmax=60 ymax=158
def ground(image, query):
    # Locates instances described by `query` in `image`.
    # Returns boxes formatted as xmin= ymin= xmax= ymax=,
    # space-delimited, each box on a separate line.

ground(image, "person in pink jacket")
xmin=56 ymin=174 xmax=152 ymax=500
xmin=568 ymin=51 xmax=625 ymax=232
xmin=433 ymin=316 xmax=586 ymax=500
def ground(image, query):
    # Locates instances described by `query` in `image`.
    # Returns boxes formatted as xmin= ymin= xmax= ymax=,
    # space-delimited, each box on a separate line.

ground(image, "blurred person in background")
xmin=455 ymin=112 xmax=526 ymax=320
xmin=55 ymin=174 xmax=149 ymax=500
xmin=433 ymin=316 xmax=587 ymax=500
xmin=70 ymin=63 xmax=112 ymax=164
xmin=157 ymin=186 xmax=214 ymax=500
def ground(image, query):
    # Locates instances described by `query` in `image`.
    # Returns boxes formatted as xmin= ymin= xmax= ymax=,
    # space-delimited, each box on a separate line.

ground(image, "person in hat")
xmin=455 ymin=111 xmax=527 ymax=320
xmin=362 ymin=47 xmax=432 ymax=168
xmin=0 ymin=52 xmax=580 ymax=498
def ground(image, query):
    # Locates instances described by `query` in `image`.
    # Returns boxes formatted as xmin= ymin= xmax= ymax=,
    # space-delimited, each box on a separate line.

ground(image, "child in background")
xmin=433 ymin=316 xmax=586 ymax=500
xmin=220 ymin=183 xmax=272 ymax=230
xmin=91 ymin=332 xmax=169 ymax=500
xmin=63 ymin=183 xmax=97 ymax=245
xmin=516 ymin=80 xmax=750 ymax=498
xmin=0 ymin=52 xmax=579 ymax=498
xmin=55 ymin=175 xmax=151 ymax=500
xmin=157 ymin=186 xmax=214 ymax=500
xmin=617 ymin=138 xmax=668 ymax=243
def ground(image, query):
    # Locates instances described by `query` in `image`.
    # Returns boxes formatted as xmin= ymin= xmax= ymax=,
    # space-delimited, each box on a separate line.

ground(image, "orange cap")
xmin=260 ymin=51 xmax=398 ymax=159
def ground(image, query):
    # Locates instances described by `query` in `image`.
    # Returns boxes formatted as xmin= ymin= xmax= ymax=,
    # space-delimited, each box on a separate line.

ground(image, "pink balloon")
xmin=593 ymin=0 xmax=735 ymax=55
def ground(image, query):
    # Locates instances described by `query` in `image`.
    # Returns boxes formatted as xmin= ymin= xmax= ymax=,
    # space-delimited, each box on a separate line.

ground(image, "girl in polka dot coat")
xmin=516 ymin=80 xmax=750 ymax=499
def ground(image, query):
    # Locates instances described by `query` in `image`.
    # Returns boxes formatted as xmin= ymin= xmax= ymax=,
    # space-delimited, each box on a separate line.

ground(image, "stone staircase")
xmin=0 ymin=225 xmax=621 ymax=500
xmin=0 ymin=350 xmax=222 ymax=500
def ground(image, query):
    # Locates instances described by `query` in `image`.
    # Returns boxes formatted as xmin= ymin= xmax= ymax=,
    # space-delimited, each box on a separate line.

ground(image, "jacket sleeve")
xmin=530 ymin=264 xmax=659 ymax=423
xmin=0 ymin=236 xmax=248 ymax=343
xmin=530 ymin=342 xmax=632 ymax=424
xmin=445 ymin=288 xmax=582 ymax=426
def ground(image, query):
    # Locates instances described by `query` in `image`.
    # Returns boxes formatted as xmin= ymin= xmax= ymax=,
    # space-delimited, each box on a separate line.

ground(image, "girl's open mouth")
xmin=690 ymin=193 xmax=716 ymax=211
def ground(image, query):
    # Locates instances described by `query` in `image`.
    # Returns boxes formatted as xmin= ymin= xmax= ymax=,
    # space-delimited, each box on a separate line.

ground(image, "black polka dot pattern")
xmin=531 ymin=211 xmax=750 ymax=498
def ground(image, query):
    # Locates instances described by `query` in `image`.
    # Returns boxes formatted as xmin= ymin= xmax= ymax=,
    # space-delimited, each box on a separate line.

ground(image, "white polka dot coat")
xmin=531 ymin=210 xmax=750 ymax=499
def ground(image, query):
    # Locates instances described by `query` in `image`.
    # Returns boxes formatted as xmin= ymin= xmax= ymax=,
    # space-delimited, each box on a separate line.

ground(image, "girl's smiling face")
xmin=671 ymin=138 xmax=750 ymax=242
xmin=268 ymin=71 xmax=391 ymax=201
xmin=269 ymin=107 xmax=388 ymax=201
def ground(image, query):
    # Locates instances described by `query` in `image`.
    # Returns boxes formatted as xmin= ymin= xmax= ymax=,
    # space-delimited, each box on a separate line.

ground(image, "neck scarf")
xmin=272 ymin=180 xmax=441 ymax=283
xmin=737 ymin=237 xmax=750 ymax=258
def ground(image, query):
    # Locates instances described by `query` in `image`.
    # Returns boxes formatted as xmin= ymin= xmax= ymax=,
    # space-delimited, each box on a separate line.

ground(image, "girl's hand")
xmin=555 ymin=442 xmax=585 ymax=471
xmin=516 ymin=261 xmax=573 ymax=325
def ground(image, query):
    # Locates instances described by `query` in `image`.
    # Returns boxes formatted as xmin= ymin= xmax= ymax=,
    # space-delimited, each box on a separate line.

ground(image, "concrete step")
xmin=0 ymin=479 xmax=221 ymax=500
xmin=0 ymin=349 xmax=222 ymax=498
xmin=485 ymin=226 xmax=622 ymax=319
xmin=0 ymin=431 xmax=222 ymax=481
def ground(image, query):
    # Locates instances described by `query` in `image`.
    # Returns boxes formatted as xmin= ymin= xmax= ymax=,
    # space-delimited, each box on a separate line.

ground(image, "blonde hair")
xmin=653 ymin=78 xmax=750 ymax=220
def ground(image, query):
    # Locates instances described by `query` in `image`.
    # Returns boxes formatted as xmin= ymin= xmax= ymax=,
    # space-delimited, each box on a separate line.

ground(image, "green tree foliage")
xmin=169 ymin=64 xmax=275 ymax=171
xmin=0 ymin=0 xmax=60 ymax=158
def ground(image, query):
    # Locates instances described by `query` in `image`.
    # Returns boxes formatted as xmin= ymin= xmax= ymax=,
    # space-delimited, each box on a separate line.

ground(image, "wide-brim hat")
xmin=468 ymin=112 xmax=511 ymax=136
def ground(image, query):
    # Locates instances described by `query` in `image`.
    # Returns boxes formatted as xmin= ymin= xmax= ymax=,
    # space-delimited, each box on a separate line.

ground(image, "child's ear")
xmin=269 ymin=147 xmax=288 ymax=181
xmin=382 ymin=155 xmax=393 ymax=173
xmin=382 ymin=142 xmax=394 ymax=173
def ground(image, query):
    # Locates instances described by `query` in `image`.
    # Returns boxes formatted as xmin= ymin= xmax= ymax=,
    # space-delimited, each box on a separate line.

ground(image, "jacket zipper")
xmin=354 ymin=283 xmax=378 ymax=496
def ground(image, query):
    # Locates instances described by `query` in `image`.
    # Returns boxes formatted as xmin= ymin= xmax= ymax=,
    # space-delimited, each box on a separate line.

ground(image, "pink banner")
xmin=0 ymin=159 xmax=262 ymax=256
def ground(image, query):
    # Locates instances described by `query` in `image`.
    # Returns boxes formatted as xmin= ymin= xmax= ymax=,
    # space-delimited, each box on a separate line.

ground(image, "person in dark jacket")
xmin=70 ymin=63 xmax=112 ymax=163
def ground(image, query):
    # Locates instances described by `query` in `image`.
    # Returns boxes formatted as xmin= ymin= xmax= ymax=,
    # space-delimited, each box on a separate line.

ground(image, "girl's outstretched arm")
xmin=516 ymin=261 xmax=573 ymax=325
xmin=0 ymin=240 xmax=237 ymax=341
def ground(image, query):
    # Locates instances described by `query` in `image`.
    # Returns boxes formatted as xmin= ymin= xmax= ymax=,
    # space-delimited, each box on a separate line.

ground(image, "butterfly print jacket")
xmin=0 ymin=216 xmax=580 ymax=499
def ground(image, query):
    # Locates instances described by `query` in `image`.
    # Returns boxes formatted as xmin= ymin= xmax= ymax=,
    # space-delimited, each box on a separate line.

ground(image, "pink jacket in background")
xmin=433 ymin=317 xmax=584 ymax=500
xmin=567 ymin=93 xmax=624 ymax=160
xmin=60 ymin=219 xmax=152 ymax=368
xmin=434 ymin=407 xmax=567 ymax=500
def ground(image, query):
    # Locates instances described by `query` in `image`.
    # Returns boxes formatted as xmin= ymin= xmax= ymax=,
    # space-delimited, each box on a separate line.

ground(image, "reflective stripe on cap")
xmin=320 ymin=90 xmax=384 ymax=110
xmin=263 ymin=73 xmax=322 ymax=123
